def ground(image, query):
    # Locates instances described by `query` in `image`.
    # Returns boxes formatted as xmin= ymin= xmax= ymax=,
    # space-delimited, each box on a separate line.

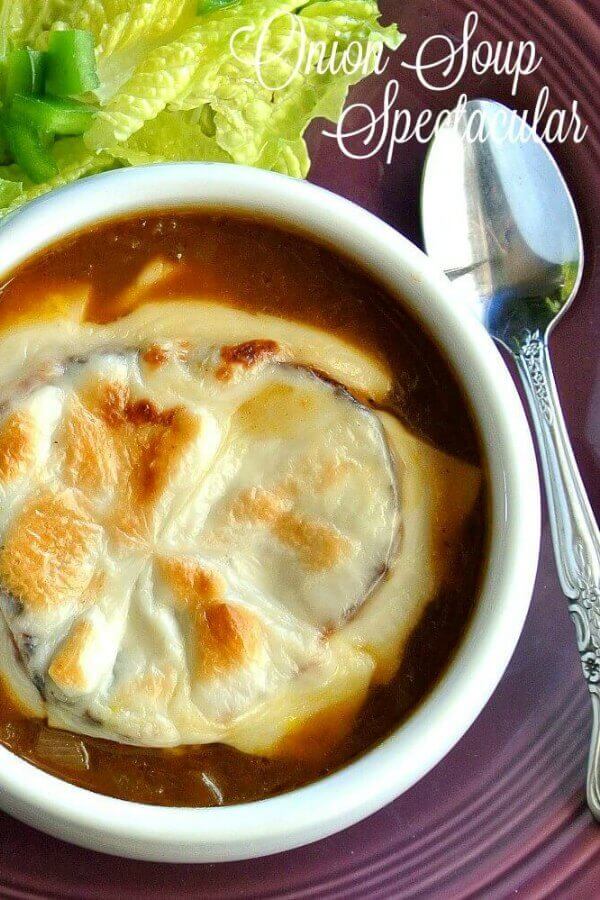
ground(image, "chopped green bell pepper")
xmin=3 ymin=119 xmax=57 ymax=183
xmin=11 ymin=94 xmax=96 ymax=135
xmin=45 ymin=30 xmax=99 ymax=97
xmin=5 ymin=49 xmax=47 ymax=102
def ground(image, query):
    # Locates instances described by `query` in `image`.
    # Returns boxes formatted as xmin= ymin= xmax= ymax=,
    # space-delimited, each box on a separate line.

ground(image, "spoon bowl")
xmin=421 ymin=99 xmax=583 ymax=350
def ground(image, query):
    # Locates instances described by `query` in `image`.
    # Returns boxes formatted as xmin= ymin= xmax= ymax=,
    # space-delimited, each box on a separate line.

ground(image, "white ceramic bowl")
xmin=0 ymin=164 xmax=540 ymax=862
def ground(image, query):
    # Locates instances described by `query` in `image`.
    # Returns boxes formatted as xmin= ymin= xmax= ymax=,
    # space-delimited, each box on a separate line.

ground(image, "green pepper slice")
xmin=3 ymin=119 xmax=58 ymax=183
xmin=45 ymin=30 xmax=100 ymax=96
xmin=11 ymin=94 xmax=96 ymax=135
xmin=5 ymin=49 xmax=47 ymax=102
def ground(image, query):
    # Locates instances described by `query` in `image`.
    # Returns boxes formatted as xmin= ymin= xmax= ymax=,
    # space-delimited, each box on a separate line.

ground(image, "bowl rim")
xmin=0 ymin=163 xmax=541 ymax=862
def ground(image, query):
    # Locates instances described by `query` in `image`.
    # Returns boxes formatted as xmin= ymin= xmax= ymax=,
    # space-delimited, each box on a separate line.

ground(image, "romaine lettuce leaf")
xmin=0 ymin=0 xmax=403 ymax=216
xmin=0 ymin=175 xmax=22 ymax=205
xmin=67 ymin=0 xmax=188 ymax=59
xmin=186 ymin=0 xmax=399 ymax=171
xmin=85 ymin=0 xmax=303 ymax=148
xmin=109 ymin=108 xmax=232 ymax=164
xmin=0 ymin=0 xmax=62 ymax=53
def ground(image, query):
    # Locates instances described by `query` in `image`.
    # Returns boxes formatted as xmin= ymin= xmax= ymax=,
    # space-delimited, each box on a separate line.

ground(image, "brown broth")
xmin=0 ymin=212 xmax=488 ymax=806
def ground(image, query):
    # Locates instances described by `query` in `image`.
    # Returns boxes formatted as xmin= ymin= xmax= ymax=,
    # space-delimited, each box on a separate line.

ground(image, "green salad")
xmin=0 ymin=0 xmax=402 ymax=216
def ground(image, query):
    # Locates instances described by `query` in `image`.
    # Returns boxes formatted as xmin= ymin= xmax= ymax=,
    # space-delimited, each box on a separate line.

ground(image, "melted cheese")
xmin=0 ymin=302 xmax=481 ymax=754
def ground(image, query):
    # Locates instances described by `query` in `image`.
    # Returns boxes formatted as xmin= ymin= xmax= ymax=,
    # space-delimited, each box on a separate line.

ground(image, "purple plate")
xmin=0 ymin=0 xmax=598 ymax=895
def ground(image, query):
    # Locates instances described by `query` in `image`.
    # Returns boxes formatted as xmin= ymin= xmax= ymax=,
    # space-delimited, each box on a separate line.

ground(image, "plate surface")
xmin=0 ymin=0 xmax=598 ymax=895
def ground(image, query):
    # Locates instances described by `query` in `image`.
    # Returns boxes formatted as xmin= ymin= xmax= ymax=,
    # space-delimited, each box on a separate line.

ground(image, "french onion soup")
xmin=0 ymin=213 xmax=487 ymax=806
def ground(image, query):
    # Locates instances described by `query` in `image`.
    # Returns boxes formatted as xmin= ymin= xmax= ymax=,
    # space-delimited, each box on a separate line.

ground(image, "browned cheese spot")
xmin=159 ymin=558 xmax=262 ymax=679
xmin=230 ymin=486 xmax=286 ymax=527
xmin=199 ymin=602 xmax=263 ymax=679
xmin=83 ymin=378 xmax=129 ymax=428
xmin=142 ymin=344 xmax=170 ymax=368
xmin=142 ymin=342 xmax=190 ymax=369
xmin=279 ymin=456 xmax=359 ymax=498
xmin=231 ymin=486 xmax=351 ymax=571
xmin=48 ymin=619 xmax=95 ymax=693
xmin=63 ymin=395 xmax=119 ymax=498
xmin=274 ymin=513 xmax=350 ymax=571
xmin=78 ymin=379 xmax=201 ymax=545
xmin=0 ymin=490 xmax=102 ymax=610
xmin=0 ymin=409 xmax=38 ymax=484
xmin=216 ymin=339 xmax=280 ymax=381
xmin=161 ymin=557 xmax=226 ymax=606
xmin=135 ymin=406 xmax=199 ymax=506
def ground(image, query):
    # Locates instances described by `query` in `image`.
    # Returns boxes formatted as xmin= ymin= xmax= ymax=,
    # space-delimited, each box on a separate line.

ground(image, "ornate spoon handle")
xmin=515 ymin=329 xmax=600 ymax=819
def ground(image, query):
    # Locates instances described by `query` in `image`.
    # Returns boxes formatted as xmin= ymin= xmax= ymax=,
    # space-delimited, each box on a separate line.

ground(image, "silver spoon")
xmin=421 ymin=98 xmax=600 ymax=819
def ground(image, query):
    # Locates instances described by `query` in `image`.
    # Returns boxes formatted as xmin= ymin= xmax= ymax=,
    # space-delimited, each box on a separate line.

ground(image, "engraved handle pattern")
xmin=516 ymin=329 xmax=600 ymax=819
